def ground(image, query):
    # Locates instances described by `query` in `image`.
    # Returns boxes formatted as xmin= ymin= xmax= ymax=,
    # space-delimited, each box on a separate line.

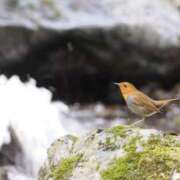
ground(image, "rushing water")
xmin=0 ymin=75 xmax=68 ymax=179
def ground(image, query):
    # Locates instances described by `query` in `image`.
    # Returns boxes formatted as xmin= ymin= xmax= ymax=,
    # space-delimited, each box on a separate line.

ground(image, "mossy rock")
xmin=101 ymin=132 xmax=180 ymax=180
xmin=51 ymin=154 xmax=82 ymax=180
xmin=39 ymin=125 xmax=180 ymax=180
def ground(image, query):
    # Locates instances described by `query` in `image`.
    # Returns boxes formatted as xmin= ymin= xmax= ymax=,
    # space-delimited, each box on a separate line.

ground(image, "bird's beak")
xmin=114 ymin=82 xmax=119 ymax=86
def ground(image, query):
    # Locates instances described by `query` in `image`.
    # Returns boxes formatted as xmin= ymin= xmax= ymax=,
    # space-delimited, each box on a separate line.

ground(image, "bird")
xmin=114 ymin=82 xmax=180 ymax=125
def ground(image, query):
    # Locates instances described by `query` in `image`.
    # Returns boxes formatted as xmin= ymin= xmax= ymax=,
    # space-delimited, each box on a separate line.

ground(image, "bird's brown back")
xmin=132 ymin=91 xmax=159 ymax=114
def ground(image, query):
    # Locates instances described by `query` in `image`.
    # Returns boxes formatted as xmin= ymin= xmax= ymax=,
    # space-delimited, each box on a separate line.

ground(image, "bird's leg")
xmin=130 ymin=118 xmax=145 ymax=126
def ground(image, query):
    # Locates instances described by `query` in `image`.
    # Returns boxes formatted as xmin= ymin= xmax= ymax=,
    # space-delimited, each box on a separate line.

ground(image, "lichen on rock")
xmin=38 ymin=125 xmax=180 ymax=180
xmin=51 ymin=154 xmax=82 ymax=180
xmin=101 ymin=133 xmax=180 ymax=180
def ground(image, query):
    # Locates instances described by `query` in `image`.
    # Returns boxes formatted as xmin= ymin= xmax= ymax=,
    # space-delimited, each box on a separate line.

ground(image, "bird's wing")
xmin=132 ymin=91 xmax=159 ymax=114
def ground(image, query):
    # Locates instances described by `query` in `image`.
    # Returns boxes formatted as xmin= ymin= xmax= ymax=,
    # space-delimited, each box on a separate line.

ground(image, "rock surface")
xmin=0 ymin=0 xmax=180 ymax=102
xmin=38 ymin=125 xmax=180 ymax=180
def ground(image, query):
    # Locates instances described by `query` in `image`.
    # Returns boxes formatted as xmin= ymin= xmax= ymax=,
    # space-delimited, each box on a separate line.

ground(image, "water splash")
xmin=0 ymin=75 xmax=67 ymax=179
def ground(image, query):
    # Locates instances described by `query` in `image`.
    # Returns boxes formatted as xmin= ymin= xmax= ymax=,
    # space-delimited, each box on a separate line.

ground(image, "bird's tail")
xmin=154 ymin=98 xmax=180 ymax=109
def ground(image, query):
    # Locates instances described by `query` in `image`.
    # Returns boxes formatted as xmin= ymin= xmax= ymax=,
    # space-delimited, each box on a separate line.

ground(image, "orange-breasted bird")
xmin=114 ymin=82 xmax=180 ymax=125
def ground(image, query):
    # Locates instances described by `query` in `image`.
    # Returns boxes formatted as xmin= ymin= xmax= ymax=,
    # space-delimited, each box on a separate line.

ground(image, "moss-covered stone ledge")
xmin=38 ymin=125 xmax=180 ymax=180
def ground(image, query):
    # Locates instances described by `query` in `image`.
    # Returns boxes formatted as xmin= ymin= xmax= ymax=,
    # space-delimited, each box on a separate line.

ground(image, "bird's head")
xmin=114 ymin=82 xmax=137 ymax=100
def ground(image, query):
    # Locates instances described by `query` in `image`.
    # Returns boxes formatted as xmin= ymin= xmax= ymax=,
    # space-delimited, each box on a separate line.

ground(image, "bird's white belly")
xmin=126 ymin=96 xmax=147 ymax=117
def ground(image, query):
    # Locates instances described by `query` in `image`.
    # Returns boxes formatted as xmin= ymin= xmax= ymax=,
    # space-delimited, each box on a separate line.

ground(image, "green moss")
xmin=106 ymin=125 xmax=128 ymax=137
xmin=101 ymin=152 xmax=140 ymax=180
xmin=51 ymin=154 xmax=82 ymax=180
xmin=123 ymin=136 xmax=140 ymax=153
xmin=96 ymin=164 xmax=100 ymax=171
xmin=101 ymin=134 xmax=180 ymax=180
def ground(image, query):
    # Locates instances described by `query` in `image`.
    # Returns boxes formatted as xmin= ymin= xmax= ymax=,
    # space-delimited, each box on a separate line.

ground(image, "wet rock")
xmin=0 ymin=126 xmax=23 ymax=180
xmin=0 ymin=127 xmax=22 ymax=167
xmin=38 ymin=125 xmax=180 ymax=180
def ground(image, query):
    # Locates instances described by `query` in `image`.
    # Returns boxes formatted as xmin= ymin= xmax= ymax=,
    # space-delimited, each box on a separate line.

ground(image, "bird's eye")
xmin=124 ymin=84 xmax=127 ymax=88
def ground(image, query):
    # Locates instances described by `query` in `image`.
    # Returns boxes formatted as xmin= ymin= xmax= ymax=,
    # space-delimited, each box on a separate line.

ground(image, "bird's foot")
xmin=130 ymin=118 xmax=145 ymax=127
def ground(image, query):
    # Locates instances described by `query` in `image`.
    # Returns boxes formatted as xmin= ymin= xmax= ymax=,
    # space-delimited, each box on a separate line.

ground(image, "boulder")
xmin=38 ymin=125 xmax=180 ymax=180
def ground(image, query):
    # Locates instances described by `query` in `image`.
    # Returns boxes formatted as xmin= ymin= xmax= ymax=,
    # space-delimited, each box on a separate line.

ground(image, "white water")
xmin=0 ymin=75 xmax=68 ymax=179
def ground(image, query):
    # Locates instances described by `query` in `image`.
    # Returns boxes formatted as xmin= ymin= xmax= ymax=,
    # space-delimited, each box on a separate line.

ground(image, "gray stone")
xmin=38 ymin=125 xmax=180 ymax=180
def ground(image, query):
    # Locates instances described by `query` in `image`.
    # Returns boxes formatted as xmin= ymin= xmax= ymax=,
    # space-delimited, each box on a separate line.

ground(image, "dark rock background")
xmin=0 ymin=26 xmax=180 ymax=104
xmin=0 ymin=0 xmax=180 ymax=104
